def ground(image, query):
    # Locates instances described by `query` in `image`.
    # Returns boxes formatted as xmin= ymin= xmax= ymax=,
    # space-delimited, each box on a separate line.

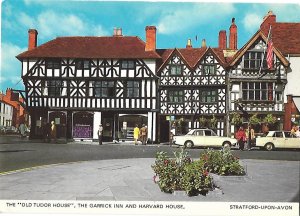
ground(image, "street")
xmin=0 ymin=135 xmax=299 ymax=173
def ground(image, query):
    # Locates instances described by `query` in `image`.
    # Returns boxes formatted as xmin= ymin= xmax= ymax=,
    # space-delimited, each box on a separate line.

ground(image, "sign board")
xmin=55 ymin=118 xmax=60 ymax=125
xmin=123 ymin=122 xmax=127 ymax=130
xmin=171 ymin=116 xmax=175 ymax=121
xmin=166 ymin=116 xmax=175 ymax=121
xmin=166 ymin=116 xmax=170 ymax=121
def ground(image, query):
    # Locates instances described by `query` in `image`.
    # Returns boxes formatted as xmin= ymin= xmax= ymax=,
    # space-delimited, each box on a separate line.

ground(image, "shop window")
xmin=168 ymin=90 xmax=184 ymax=103
xmin=127 ymin=81 xmax=140 ymax=97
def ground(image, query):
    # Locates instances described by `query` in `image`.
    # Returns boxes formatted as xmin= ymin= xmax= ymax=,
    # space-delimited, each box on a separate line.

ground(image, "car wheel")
xmin=184 ymin=141 xmax=194 ymax=148
xmin=265 ymin=142 xmax=274 ymax=151
xmin=223 ymin=142 xmax=231 ymax=150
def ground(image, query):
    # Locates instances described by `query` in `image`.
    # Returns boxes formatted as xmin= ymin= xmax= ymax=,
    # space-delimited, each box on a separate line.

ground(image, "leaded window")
xmin=121 ymin=60 xmax=135 ymax=69
xmin=126 ymin=81 xmax=139 ymax=98
xmin=244 ymin=51 xmax=267 ymax=69
xmin=170 ymin=65 xmax=182 ymax=76
xmin=94 ymin=81 xmax=115 ymax=97
xmin=48 ymin=80 xmax=63 ymax=97
xmin=203 ymin=65 xmax=216 ymax=75
xmin=201 ymin=90 xmax=217 ymax=103
xmin=242 ymin=82 xmax=274 ymax=101
xmin=75 ymin=60 xmax=90 ymax=70
xmin=46 ymin=59 xmax=61 ymax=69
xmin=168 ymin=90 xmax=184 ymax=103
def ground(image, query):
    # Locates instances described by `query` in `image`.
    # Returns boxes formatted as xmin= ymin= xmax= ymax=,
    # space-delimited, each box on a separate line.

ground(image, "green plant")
xmin=262 ymin=114 xmax=277 ymax=125
xmin=230 ymin=112 xmax=242 ymax=126
xmin=200 ymin=149 xmax=245 ymax=176
xmin=249 ymin=114 xmax=260 ymax=125
xmin=210 ymin=115 xmax=218 ymax=129
xmin=181 ymin=160 xmax=213 ymax=196
xmin=199 ymin=116 xmax=207 ymax=127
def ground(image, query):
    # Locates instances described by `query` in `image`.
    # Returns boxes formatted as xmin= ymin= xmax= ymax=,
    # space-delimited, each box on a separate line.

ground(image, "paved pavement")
xmin=0 ymin=156 xmax=299 ymax=202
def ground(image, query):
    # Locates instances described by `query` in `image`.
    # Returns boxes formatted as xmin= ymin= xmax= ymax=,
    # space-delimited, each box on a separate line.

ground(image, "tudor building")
xmin=17 ymin=27 xmax=160 ymax=142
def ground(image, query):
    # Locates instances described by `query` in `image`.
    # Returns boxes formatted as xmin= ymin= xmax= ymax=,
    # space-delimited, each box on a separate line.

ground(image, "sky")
xmin=0 ymin=0 xmax=300 ymax=93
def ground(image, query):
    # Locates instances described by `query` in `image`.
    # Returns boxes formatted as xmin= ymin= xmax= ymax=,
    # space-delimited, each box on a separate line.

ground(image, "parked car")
xmin=255 ymin=131 xmax=300 ymax=151
xmin=173 ymin=128 xmax=238 ymax=149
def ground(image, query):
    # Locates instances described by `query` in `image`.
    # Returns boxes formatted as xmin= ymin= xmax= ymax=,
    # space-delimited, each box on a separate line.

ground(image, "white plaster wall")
xmin=143 ymin=59 xmax=156 ymax=74
xmin=284 ymin=56 xmax=300 ymax=103
xmin=0 ymin=102 xmax=13 ymax=126
xmin=147 ymin=111 xmax=156 ymax=142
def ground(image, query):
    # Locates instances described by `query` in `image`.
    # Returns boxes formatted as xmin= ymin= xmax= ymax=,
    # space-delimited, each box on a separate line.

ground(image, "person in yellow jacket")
xmin=133 ymin=124 xmax=140 ymax=145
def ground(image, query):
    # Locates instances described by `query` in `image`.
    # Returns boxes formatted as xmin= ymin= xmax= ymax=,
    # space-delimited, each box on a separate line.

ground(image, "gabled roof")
xmin=229 ymin=30 xmax=289 ymax=67
xmin=156 ymin=47 xmax=230 ymax=73
xmin=261 ymin=23 xmax=300 ymax=55
xmin=16 ymin=36 xmax=161 ymax=60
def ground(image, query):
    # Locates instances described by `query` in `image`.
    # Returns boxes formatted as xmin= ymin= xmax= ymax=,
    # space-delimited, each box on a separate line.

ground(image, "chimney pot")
xmin=201 ymin=39 xmax=206 ymax=48
xmin=186 ymin=39 xmax=192 ymax=48
xmin=145 ymin=26 xmax=156 ymax=51
xmin=28 ymin=29 xmax=38 ymax=51
xmin=229 ymin=18 xmax=237 ymax=50
xmin=260 ymin=11 xmax=276 ymax=32
xmin=113 ymin=27 xmax=123 ymax=37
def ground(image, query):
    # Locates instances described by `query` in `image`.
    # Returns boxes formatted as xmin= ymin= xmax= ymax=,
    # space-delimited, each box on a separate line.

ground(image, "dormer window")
xmin=244 ymin=51 xmax=267 ymax=69
xmin=203 ymin=65 xmax=216 ymax=75
xmin=121 ymin=60 xmax=135 ymax=69
xmin=46 ymin=59 xmax=60 ymax=69
xmin=170 ymin=65 xmax=182 ymax=76
xmin=75 ymin=60 xmax=90 ymax=70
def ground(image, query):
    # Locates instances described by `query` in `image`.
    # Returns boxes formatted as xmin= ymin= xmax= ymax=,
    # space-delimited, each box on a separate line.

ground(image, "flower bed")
xmin=152 ymin=148 xmax=245 ymax=196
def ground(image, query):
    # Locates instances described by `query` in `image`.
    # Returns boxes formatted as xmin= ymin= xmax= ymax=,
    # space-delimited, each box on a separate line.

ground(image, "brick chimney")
xmin=219 ymin=30 xmax=227 ymax=49
xmin=260 ymin=11 xmax=276 ymax=33
xmin=145 ymin=26 xmax=156 ymax=51
xmin=28 ymin=29 xmax=38 ymax=51
xmin=229 ymin=18 xmax=237 ymax=50
xmin=186 ymin=39 xmax=192 ymax=48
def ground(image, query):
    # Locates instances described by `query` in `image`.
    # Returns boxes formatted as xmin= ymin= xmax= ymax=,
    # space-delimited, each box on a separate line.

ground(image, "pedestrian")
xmin=133 ymin=124 xmax=140 ymax=145
xmin=245 ymin=125 xmax=255 ymax=150
xmin=295 ymin=126 xmax=300 ymax=138
xmin=19 ymin=123 xmax=26 ymax=138
xmin=50 ymin=121 xmax=57 ymax=143
xmin=235 ymin=126 xmax=246 ymax=150
xmin=291 ymin=125 xmax=297 ymax=137
xmin=140 ymin=124 xmax=148 ymax=145
xmin=98 ymin=124 xmax=103 ymax=145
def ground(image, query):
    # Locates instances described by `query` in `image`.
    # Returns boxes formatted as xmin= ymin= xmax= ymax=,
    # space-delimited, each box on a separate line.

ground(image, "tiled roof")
xmin=261 ymin=23 xmax=300 ymax=55
xmin=177 ymin=48 xmax=207 ymax=68
xmin=17 ymin=36 xmax=161 ymax=59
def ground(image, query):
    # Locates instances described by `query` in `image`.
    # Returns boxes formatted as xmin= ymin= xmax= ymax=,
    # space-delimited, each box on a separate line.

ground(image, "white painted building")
xmin=0 ymin=101 xmax=14 ymax=127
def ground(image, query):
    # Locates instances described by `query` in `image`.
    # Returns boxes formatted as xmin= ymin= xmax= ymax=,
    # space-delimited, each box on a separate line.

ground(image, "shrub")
xmin=200 ymin=148 xmax=245 ymax=176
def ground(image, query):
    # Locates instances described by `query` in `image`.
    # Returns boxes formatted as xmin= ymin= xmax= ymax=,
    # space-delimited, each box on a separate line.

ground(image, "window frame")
xmin=201 ymin=90 xmax=218 ymax=103
xmin=203 ymin=64 xmax=216 ymax=75
xmin=168 ymin=90 xmax=184 ymax=104
xmin=169 ymin=64 xmax=183 ymax=76
xmin=243 ymin=51 xmax=267 ymax=69
xmin=121 ymin=60 xmax=135 ymax=69
xmin=47 ymin=80 xmax=63 ymax=97
xmin=45 ymin=59 xmax=61 ymax=69
xmin=93 ymin=81 xmax=115 ymax=98
xmin=242 ymin=82 xmax=274 ymax=102
xmin=75 ymin=59 xmax=90 ymax=70
xmin=126 ymin=81 xmax=140 ymax=98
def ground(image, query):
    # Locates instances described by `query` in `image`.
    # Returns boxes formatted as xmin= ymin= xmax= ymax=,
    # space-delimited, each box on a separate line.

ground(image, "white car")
xmin=255 ymin=131 xmax=300 ymax=151
xmin=173 ymin=128 xmax=237 ymax=149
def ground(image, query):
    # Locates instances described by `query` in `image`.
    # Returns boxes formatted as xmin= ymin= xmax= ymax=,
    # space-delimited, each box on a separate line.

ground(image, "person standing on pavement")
xmin=50 ymin=121 xmax=57 ymax=143
xmin=245 ymin=125 xmax=255 ymax=150
xmin=19 ymin=123 xmax=26 ymax=138
xmin=133 ymin=124 xmax=140 ymax=145
xmin=98 ymin=124 xmax=103 ymax=145
xmin=140 ymin=124 xmax=148 ymax=145
xmin=235 ymin=126 xmax=246 ymax=150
